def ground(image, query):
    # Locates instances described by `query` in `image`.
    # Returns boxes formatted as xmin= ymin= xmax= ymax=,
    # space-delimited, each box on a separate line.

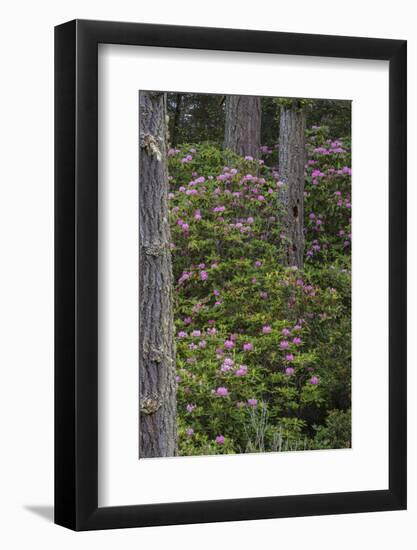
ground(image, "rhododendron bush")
xmin=168 ymin=126 xmax=352 ymax=455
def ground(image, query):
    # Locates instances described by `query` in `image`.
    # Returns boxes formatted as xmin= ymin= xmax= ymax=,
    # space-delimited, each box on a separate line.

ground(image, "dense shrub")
xmin=168 ymin=127 xmax=351 ymax=455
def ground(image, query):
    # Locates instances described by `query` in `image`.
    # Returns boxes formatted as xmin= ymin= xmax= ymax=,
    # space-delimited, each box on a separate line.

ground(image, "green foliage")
xmin=167 ymin=93 xmax=225 ymax=146
xmin=168 ymin=128 xmax=351 ymax=456
xmin=168 ymin=94 xmax=351 ymax=152
xmin=307 ymin=100 xmax=352 ymax=139
xmin=313 ymin=409 xmax=352 ymax=449
xmin=272 ymin=97 xmax=314 ymax=111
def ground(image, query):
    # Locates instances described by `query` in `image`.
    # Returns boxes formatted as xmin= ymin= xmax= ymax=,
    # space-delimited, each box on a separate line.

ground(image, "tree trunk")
xmin=139 ymin=91 xmax=177 ymax=458
xmin=224 ymin=95 xmax=261 ymax=158
xmin=170 ymin=93 xmax=182 ymax=146
xmin=278 ymin=105 xmax=306 ymax=269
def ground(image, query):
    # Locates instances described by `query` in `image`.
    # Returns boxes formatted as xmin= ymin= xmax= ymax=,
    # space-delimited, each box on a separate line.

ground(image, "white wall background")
xmin=0 ymin=1 xmax=414 ymax=548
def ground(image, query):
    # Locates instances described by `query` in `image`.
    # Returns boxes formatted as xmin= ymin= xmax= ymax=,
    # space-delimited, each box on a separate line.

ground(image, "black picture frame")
xmin=55 ymin=19 xmax=407 ymax=531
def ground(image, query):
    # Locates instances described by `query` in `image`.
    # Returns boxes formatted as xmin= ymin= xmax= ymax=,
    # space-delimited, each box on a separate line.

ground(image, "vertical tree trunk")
xmin=170 ymin=93 xmax=182 ymax=146
xmin=139 ymin=91 xmax=176 ymax=458
xmin=278 ymin=104 xmax=306 ymax=269
xmin=224 ymin=95 xmax=261 ymax=158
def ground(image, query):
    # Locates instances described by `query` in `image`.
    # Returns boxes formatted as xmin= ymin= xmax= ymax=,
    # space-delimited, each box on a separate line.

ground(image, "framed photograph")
xmin=55 ymin=19 xmax=406 ymax=530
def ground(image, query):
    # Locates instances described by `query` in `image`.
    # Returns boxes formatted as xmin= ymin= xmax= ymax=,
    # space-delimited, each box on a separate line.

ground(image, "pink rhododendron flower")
xmin=215 ymin=387 xmax=229 ymax=397
xmin=247 ymin=399 xmax=258 ymax=407
xmin=215 ymin=435 xmax=225 ymax=444
xmin=186 ymin=428 xmax=194 ymax=436
xmin=224 ymin=340 xmax=234 ymax=350
xmin=292 ymin=337 xmax=302 ymax=345
xmin=181 ymin=154 xmax=193 ymax=164
xmin=200 ymin=271 xmax=208 ymax=281
xmin=221 ymin=363 xmax=232 ymax=372
xmin=282 ymin=328 xmax=291 ymax=337
xmin=310 ymin=376 xmax=319 ymax=385
xmin=280 ymin=340 xmax=289 ymax=349
xmin=186 ymin=404 xmax=196 ymax=413
xmin=191 ymin=330 xmax=201 ymax=337
xmin=285 ymin=367 xmax=295 ymax=376
xmin=243 ymin=342 xmax=253 ymax=352
xmin=312 ymin=169 xmax=325 ymax=178
xmin=178 ymin=331 xmax=187 ymax=338
xmin=285 ymin=354 xmax=294 ymax=362
xmin=262 ymin=325 xmax=272 ymax=334
xmin=235 ymin=365 xmax=248 ymax=377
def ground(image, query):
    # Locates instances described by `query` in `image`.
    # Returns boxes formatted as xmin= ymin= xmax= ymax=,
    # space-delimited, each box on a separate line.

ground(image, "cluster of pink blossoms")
xmin=181 ymin=154 xmax=193 ymax=164
xmin=170 ymin=138 xmax=346 ymax=449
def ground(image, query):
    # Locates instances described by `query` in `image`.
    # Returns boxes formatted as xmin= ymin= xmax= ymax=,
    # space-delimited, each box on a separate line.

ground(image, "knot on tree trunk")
xmin=140 ymin=395 xmax=161 ymax=415
xmin=142 ymin=242 xmax=166 ymax=257
xmin=143 ymin=345 xmax=174 ymax=365
xmin=140 ymin=133 xmax=162 ymax=161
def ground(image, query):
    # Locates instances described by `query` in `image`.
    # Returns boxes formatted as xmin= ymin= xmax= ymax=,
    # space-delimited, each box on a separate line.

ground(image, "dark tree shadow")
xmin=24 ymin=505 xmax=54 ymax=523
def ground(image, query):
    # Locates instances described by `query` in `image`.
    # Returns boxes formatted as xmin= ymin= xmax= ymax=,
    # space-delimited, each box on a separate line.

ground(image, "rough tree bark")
xmin=278 ymin=104 xmax=306 ymax=269
xmin=170 ymin=93 xmax=182 ymax=146
xmin=139 ymin=91 xmax=177 ymax=458
xmin=224 ymin=95 xmax=261 ymax=158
